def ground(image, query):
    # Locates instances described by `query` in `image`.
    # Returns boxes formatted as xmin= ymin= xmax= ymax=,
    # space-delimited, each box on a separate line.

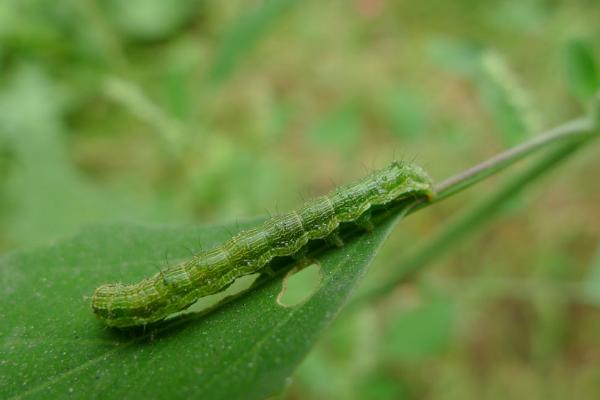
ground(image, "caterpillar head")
xmin=383 ymin=161 xmax=434 ymax=201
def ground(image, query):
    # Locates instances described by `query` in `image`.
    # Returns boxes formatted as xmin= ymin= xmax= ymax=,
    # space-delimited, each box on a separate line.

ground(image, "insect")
xmin=92 ymin=161 xmax=434 ymax=328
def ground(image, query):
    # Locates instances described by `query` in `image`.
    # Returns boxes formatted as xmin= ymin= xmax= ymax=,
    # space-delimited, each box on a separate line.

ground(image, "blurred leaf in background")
xmin=584 ymin=244 xmax=600 ymax=305
xmin=0 ymin=65 xmax=113 ymax=247
xmin=383 ymin=294 xmax=455 ymax=363
xmin=210 ymin=0 xmax=297 ymax=85
xmin=309 ymin=101 xmax=362 ymax=156
xmin=565 ymin=39 xmax=600 ymax=102
xmin=102 ymin=0 xmax=201 ymax=41
xmin=383 ymin=87 xmax=430 ymax=142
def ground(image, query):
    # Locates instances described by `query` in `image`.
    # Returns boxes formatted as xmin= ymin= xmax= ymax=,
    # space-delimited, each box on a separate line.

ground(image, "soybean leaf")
xmin=1 ymin=206 xmax=406 ymax=399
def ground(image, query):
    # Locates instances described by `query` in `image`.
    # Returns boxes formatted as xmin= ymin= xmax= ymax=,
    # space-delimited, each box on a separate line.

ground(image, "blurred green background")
xmin=1 ymin=0 xmax=599 ymax=398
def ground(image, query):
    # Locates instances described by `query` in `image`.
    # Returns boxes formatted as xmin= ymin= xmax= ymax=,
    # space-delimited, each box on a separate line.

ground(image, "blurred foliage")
xmin=0 ymin=0 xmax=599 ymax=399
xmin=565 ymin=39 xmax=600 ymax=102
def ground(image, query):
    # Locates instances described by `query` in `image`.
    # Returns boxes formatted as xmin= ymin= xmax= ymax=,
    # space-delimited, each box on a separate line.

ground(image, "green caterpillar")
xmin=92 ymin=161 xmax=434 ymax=328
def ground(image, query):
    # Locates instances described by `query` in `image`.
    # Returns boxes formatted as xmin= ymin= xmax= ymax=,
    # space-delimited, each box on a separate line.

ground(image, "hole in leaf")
xmin=277 ymin=261 xmax=323 ymax=307
xmin=181 ymin=273 xmax=261 ymax=315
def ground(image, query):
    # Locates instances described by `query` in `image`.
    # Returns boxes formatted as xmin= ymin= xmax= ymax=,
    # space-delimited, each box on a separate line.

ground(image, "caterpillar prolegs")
xmin=91 ymin=161 xmax=434 ymax=328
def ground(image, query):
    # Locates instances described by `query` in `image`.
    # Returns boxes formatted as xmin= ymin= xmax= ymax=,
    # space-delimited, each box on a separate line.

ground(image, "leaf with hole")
xmin=1 ymin=200 xmax=411 ymax=399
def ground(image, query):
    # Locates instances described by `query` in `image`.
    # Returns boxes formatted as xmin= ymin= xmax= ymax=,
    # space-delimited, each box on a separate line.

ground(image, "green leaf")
xmin=426 ymin=37 xmax=483 ymax=77
xmin=0 ymin=65 xmax=165 ymax=250
xmin=583 ymin=243 xmax=600 ymax=305
xmin=103 ymin=0 xmax=201 ymax=41
xmin=383 ymin=298 xmax=454 ymax=362
xmin=384 ymin=88 xmax=429 ymax=141
xmin=309 ymin=102 xmax=362 ymax=153
xmin=210 ymin=0 xmax=297 ymax=85
xmin=565 ymin=39 xmax=600 ymax=102
xmin=1 ymin=210 xmax=406 ymax=399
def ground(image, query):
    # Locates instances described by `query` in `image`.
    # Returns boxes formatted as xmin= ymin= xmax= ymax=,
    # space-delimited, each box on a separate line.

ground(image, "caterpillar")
xmin=92 ymin=161 xmax=434 ymax=328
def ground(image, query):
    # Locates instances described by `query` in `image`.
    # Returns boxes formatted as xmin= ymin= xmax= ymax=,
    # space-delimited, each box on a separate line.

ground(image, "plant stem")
xmin=350 ymin=115 xmax=598 ymax=308
xmin=432 ymin=117 xmax=594 ymax=202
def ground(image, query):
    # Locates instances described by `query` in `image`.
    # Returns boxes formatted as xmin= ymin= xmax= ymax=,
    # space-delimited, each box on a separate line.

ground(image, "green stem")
xmin=432 ymin=117 xmax=593 ymax=202
xmin=351 ymin=115 xmax=598 ymax=308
